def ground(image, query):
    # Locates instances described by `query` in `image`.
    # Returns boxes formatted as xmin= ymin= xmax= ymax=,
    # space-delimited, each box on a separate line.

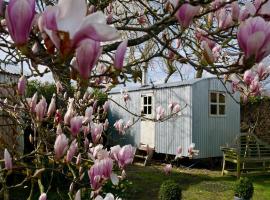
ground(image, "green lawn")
xmin=125 ymin=163 xmax=270 ymax=200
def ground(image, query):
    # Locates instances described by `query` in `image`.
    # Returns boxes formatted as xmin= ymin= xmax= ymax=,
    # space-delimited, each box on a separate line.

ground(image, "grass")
xmin=125 ymin=162 xmax=270 ymax=200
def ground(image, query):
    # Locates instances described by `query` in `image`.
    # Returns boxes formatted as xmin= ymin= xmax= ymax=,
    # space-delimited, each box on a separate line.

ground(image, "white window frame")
xmin=141 ymin=94 xmax=154 ymax=118
xmin=209 ymin=91 xmax=226 ymax=117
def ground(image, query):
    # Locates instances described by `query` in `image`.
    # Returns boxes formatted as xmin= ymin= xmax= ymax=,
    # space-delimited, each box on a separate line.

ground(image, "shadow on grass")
xmin=125 ymin=163 xmax=270 ymax=200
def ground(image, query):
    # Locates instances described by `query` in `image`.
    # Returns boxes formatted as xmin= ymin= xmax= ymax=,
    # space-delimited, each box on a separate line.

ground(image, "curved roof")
xmin=109 ymin=77 xmax=217 ymax=94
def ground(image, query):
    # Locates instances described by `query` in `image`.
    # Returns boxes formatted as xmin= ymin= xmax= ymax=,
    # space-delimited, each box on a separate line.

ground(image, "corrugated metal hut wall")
xmin=154 ymin=85 xmax=192 ymax=156
xmin=192 ymin=78 xmax=240 ymax=158
xmin=108 ymin=90 xmax=142 ymax=147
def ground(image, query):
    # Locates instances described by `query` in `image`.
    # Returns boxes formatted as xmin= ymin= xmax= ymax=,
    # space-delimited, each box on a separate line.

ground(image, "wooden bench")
xmin=221 ymin=133 xmax=270 ymax=178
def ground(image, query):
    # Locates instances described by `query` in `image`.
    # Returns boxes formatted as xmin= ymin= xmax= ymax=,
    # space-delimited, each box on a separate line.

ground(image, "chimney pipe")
xmin=142 ymin=67 xmax=148 ymax=86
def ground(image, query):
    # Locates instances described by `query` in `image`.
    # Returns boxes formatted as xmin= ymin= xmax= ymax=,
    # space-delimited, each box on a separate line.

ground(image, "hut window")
xmin=209 ymin=92 xmax=226 ymax=116
xmin=142 ymin=95 xmax=152 ymax=115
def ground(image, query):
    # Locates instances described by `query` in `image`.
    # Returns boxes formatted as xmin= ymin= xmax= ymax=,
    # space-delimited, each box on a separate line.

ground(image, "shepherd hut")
xmin=108 ymin=77 xmax=240 ymax=158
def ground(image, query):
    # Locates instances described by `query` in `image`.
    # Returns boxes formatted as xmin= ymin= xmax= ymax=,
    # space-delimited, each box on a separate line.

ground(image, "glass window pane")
xmin=219 ymin=105 xmax=225 ymax=115
xmin=148 ymin=106 xmax=152 ymax=114
xmin=210 ymin=93 xmax=217 ymax=103
xmin=144 ymin=106 xmax=147 ymax=114
xmin=210 ymin=104 xmax=217 ymax=115
xmin=144 ymin=96 xmax=147 ymax=105
xmin=219 ymin=93 xmax=225 ymax=103
xmin=148 ymin=96 xmax=152 ymax=105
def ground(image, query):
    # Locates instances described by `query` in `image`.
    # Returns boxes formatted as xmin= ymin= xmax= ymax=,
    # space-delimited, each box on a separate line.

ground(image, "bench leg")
xmin=237 ymin=160 xmax=241 ymax=179
xmin=221 ymin=155 xmax=226 ymax=176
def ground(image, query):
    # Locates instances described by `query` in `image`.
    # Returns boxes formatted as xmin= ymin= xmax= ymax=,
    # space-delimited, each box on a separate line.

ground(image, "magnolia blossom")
xmin=255 ymin=0 xmax=270 ymax=16
xmin=103 ymin=101 xmax=110 ymax=113
xmin=64 ymin=98 xmax=75 ymax=125
xmin=110 ymin=145 xmax=135 ymax=169
xmin=17 ymin=75 xmax=27 ymax=96
xmin=56 ymin=124 xmax=63 ymax=135
xmin=239 ymin=2 xmax=256 ymax=21
xmin=231 ymin=2 xmax=240 ymax=21
xmin=216 ymin=8 xmax=233 ymax=30
xmin=175 ymin=3 xmax=200 ymax=28
xmin=237 ymin=17 xmax=270 ymax=63
xmin=164 ymin=164 xmax=172 ymax=175
xmin=56 ymin=81 xmax=63 ymax=94
xmin=66 ymin=140 xmax=78 ymax=163
xmin=88 ymin=158 xmax=113 ymax=190
xmin=4 ymin=148 xmax=12 ymax=170
xmin=5 ymin=0 xmax=36 ymax=45
xmin=249 ymin=78 xmax=261 ymax=96
xmin=91 ymin=123 xmax=103 ymax=143
xmin=74 ymin=39 xmax=102 ymax=79
xmin=30 ymin=92 xmax=38 ymax=113
xmin=103 ymin=119 xmax=109 ymax=131
xmin=40 ymin=0 xmax=119 ymax=50
xmin=114 ymin=40 xmax=128 ymax=70
xmin=156 ymin=106 xmax=165 ymax=120
xmin=255 ymin=63 xmax=269 ymax=80
xmin=35 ymin=97 xmax=47 ymax=121
xmin=243 ymin=70 xmax=255 ymax=85
xmin=47 ymin=94 xmax=56 ymax=117
xmin=70 ymin=116 xmax=83 ymax=137
xmin=114 ymin=119 xmax=125 ymax=134
xmin=39 ymin=193 xmax=47 ymax=200
xmin=83 ymin=106 xmax=93 ymax=124
xmin=54 ymin=134 xmax=69 ymax=159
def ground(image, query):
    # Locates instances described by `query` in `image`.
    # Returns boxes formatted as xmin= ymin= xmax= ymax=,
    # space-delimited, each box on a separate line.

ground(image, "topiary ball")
xmin=159 ymin=180 xmax=182 ymax=200
xmin=234 ymin=177 xmax=254 ymax=199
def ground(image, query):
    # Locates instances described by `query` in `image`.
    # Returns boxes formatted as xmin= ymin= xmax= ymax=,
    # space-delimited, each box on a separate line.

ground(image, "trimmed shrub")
xmin=159 ymin=180 xmax=181 ymax=200
xmin=234 ymin=177 xmax=254 ymax=199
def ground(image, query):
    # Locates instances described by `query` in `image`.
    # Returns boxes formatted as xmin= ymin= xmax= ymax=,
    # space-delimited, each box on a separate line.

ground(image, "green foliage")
xmin=159 ymin=180 xmax=182 ymax=200
xmin=102 ymin=179 xmax=133 ymax=199
xmin=93 ymin=89 xmax=108 ymax=105
xmin=234 ymin=177 xmax=254 ymax=199
xmin=26 ymin=80 xmax=56 ymax=102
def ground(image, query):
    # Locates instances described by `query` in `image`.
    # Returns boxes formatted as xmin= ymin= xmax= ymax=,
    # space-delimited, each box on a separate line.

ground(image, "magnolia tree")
xmin=1 ymin=0 xmax=270 ymax=199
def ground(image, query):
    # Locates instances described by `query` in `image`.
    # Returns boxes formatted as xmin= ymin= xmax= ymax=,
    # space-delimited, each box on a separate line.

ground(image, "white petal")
xmin=57 ymin=0 xmax=86 ymax=38
xmin=110 ymin=173 xmax=119 ymax=185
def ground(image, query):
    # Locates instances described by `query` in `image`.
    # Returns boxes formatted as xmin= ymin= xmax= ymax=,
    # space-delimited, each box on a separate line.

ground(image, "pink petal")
xmin=246 ymin=32 xmax=265 ymax=59
xmin=114 ymin=40 xmax=128 ymax=70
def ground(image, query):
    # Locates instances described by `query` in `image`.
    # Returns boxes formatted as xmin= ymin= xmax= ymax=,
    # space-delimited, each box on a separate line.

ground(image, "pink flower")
xmin=243 ymin=70 xmax=255 ymax=85
xmin=70 ymin=116 xmax=83 ymax=137
xmin=40 ymin=0 xmax=119 ymax=50
xmin=5 ymin=0 xmax=35 ymax=45
xmin=91 ymin=123 xmax=103 ymax=144
xmin=175 ymin=3 xmax=200 ymax=28
xmin=30 ymin=92 xmax=38 ymax=113
xmin=54 ymin=133 xmax=69 ymax=159
xmin=47 ymin=95 xmax=56 ymax=117
xmin=237 ymin=17 xmax=270 ymax=63
xmin=4 ymin=148 xmax=12 ymax=170
xmin=137 ymin=14 xmax=147 ymax=25
xmin=156 ymin=106 xmax=165 ymax=120
xmin=38 ymin=193 xmax=47 ymax=200
xmin=103 ymin=101 xmax=110 ymax=113
xmin=231 ymin=2 xmax=240 ymax=21
xmin=175 ymin=145 xmax=182 ymax=159
xmin=17 ymin=75 xmax=27 ymax=96
xmin=103 ymin=119 xmax=109 ymax=131
xmin=64 ymin=98 xmax=75 ymax=125
xmin=66 ymin=139 xmax=78 ymax=163
xmin=164 ymin=164 xmax=172 ymax=175
xmin=114 ymin=40 xmax=128 ymax=70
xmin=201 ymin=41 xmax=214 ymax=65
xmin=239 ymin=2 xmax=256 ymax=21
xmin=83 ymin=106 xmax=93 ymax=124
xmin=88 ymin=158 xmax=113 ymax=190
xmin=75 ymin=190 xmax=81 ymax=200
xmin=216 ymin=8 xmax=233 ymax=30
xmin=56 ymin=81 xmax=63 ymax=94
xmin=256 ymin=63 xmax=269 ymax=80
xmin=250 ymin=78 xmax=261 ymax=96
xmin=74 ymin=39 xmax=102 ymax=79
xmin=76 ymin=153 xmax=81 ymax=166
xmin=110 ymin=145 xmax=135 ymax=169
xmin=56 ymin=124 xmax=63 ymax=135
xmin=114 ymin=119 xmax=124 ymax=134
xmin=255 ymin=0 xmax=270 ymax=17
xmin=35 ymin=97 xmax=47 ymax=121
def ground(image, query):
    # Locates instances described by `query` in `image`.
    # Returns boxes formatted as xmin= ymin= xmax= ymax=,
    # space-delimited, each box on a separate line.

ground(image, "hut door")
xmin=140 ymin=94 xmax=155 ymax=148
